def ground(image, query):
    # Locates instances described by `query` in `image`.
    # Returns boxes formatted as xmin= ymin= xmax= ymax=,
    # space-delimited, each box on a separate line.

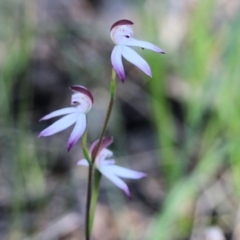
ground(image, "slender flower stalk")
xmin=85 ymin=69 xmax=116 ymax=240
xmin=92 ymin=70 xmax=116 ymax=162
xmin=89 ymin=169 xmax=101 ymax=232
xmin=85 ymin=155 xmax=92 ymax=240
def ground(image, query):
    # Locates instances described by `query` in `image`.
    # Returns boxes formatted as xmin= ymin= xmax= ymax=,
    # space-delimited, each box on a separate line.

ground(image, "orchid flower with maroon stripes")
xmin=110 ymin=19 xmax=165 ymax=82
xmin=39 ymin=85 xmax=93 ymax=151
xmin=77 ymin=137 xmax=146 ymax=197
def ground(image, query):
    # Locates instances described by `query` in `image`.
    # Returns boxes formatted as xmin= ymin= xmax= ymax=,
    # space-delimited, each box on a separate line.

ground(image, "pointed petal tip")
xmin=67 ymin=139 xmax=74 ymax=151
xmin=146 ymin=69 xmax=152 ymax=78
xmin=124 ymin=189 xmax=131 ymax=199
xmin=38 ymin=131 xmax=46 ymax=138
xmin=115 ymin=70 xmax=125 ymax=82
xmin=117 ymin=71 xmax=126 ymax=82
xmin=67 ymin=142 xmax=73 ymax=152
xmin=119 ymin=75 xmax=126 ymax=82
xmin=139 ymin=173 xmax=147 ymax=178
xmin=39 ymin=116 xmax=49 ymax=122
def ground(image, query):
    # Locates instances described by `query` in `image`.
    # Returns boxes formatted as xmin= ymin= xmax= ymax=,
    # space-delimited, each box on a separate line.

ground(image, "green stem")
xmin=85 ymin=161 xmax=92 ymax=240
xmin=83 ymin=131 xmax=92 ymax=240
xmin=89 ymin=170 xmax=102 ymax=232
xmin=92 ymin=69 xmax=116 ymax=162
xmin=85 ymin=69 xmax=116 ymax=240
xmin=82 ymin=131 xmax=92 ymax=165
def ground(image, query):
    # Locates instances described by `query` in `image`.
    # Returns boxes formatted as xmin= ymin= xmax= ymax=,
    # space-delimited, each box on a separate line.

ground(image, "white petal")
xmin=100 ymin=167 xmax=130 ymax=197
xmin=124 ymin=38 xmax=165 ymax=53
xmin=111 ymin=23 xmax=134 ymax=44
xmin=111 ymin=45 xmax=125 ymax=81
xmin=103 ymin=165 xmax=146 ymax=179
xmin=72 ymin=93 xmax=92 ymax=113
xmin=39 ymin=113 xmax=78 ymax=137
xmin=121 ymin=46 xmax=152 ymax=77
xmin=96 ymin=148 xmax=113 ymax=165
xmin=67 ymin=114 xmax=86 ymax=151
xmin=40 ymin=107 xmax=78 ymax=121
xmin=101 ymin=159 xmax=115 ymax=165
xmin=77 ymin=159 xmax=89 ymax=166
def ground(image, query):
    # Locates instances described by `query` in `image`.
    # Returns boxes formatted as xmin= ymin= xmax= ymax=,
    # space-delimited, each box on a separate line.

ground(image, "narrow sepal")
xmin=67 ymin=114 xmax=86 ymax=151
xmin=121 ymin=46 xmax=152 ymax=77
xmin=39 ymin=107 xmax=77 ymax=121
xmin=38 ymin=113 xmax=78 ymax=137
xmin=111 ymin=46 xmax=125 ymax=81
xmin=125 ymin=38 xmax=165 ymax=54
xmin=102 ymin=165 xmax=146 ymax=179
xmin=99 ymin=167 xmax=131 ymax=197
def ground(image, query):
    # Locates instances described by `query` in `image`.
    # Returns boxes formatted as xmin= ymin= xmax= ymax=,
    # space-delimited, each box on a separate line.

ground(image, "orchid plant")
xmin=39 ymin=19 xmax=164 ymax=240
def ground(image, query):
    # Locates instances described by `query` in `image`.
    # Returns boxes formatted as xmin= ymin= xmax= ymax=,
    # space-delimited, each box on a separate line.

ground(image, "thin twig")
xmin=85 ymin=69 xmax=116 ymax=240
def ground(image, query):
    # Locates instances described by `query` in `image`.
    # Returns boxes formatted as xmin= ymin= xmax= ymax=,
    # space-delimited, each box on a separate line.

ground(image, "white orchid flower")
xmin=77 ymin=137 xmax=146 ymax=197
xmin=110 ymin=19 xmax=165 ymax=82
xmin=39 ymin=85 xmax=93 ymax=151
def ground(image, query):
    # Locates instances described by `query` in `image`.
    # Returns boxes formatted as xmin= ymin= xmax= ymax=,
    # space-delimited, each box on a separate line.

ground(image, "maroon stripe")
xmin=69 ymin=85 xmax=94 ymax=104
xmin=110 ymin=19 xmax=133 ymax=31
xmin=90 ymin=137 xmax=114 ymax=158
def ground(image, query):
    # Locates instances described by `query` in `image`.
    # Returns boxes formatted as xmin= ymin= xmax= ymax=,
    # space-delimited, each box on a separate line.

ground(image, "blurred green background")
xmin=0 ymin=0 xmax=239 ymax=239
